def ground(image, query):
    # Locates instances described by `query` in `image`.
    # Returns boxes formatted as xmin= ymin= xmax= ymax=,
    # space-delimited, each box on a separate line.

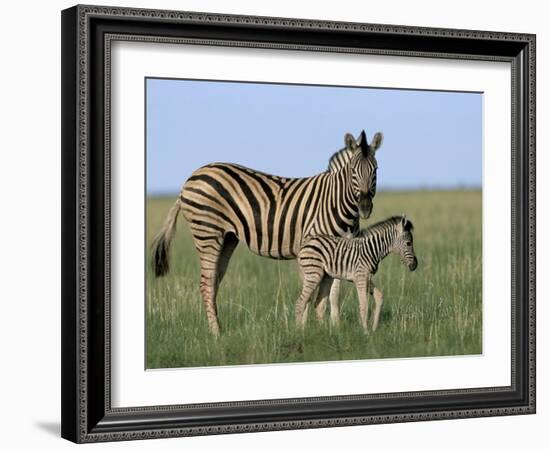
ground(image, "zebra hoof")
xmin=209 ymin=324 xmax=221 ymax=337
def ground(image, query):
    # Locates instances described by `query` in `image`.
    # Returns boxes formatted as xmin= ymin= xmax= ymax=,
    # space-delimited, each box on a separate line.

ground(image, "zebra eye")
xmin=406 ymin=242 xmax=412 ymax=246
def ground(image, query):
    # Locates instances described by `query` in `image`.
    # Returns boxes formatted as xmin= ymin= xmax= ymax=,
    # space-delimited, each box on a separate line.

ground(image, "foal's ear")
xmin=397 ymin=216 xmax=405 ymax=232
xmin=401 ymin=215 xmax=414 ymax=232
xmin=344 ymin=133 xmax=357 ymax=150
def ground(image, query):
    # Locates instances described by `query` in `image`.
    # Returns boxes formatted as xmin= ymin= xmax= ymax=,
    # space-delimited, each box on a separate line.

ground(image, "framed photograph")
xmin=61 ymin=4 xmax=536 ymax=443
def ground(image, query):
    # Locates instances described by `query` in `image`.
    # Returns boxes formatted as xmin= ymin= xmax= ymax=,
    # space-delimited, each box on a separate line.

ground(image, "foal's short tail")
xmin=151 ymin=199 xmax=182 ymax=277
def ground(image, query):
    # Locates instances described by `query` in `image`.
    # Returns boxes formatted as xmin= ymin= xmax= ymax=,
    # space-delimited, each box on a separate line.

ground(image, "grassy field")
xmin=146 ymin=190 xmax=482 ymax=369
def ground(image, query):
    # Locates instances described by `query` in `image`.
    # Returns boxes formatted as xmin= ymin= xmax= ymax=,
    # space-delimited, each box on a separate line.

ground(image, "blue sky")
xmin=146 ymin=78 xmax=482 ymax=195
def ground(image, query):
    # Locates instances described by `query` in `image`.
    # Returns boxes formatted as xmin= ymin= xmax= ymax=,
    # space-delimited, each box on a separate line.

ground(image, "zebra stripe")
xmin=181 ymin=156 xmax=372 ymax=259
xmin=296 ymin=215 xmax=417 ymax=332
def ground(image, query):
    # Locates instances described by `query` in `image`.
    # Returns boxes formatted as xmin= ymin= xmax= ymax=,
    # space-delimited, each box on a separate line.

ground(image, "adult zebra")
xmin=152 ymin=130 xmax=383 ymax=335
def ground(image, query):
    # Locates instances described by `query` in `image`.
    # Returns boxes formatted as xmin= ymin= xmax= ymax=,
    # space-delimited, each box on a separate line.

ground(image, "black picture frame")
xmin=61 ymin=4 xmax=536 ymax=443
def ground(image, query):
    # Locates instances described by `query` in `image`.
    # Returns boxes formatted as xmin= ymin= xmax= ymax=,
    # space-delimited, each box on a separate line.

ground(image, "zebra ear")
xmin=399 ymin=215 xmax=405 ymax=229
xmin=401 ymin=215 xmax=414 ymax=231
xmin=344 ymin=133 xmax=357 ymax=150
xmin=370 ymin=132 xmax=383 ymax=152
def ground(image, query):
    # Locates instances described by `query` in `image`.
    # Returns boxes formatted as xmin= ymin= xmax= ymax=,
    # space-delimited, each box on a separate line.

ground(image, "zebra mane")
xmin=327 ymin=147 xmax=355 ymax=172
xmin=361 ymin=216 xmax=414 ymax=237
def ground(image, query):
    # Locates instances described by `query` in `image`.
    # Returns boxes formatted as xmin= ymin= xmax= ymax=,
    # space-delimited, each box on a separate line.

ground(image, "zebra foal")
xmin=296 ymin=215 xmax=417 ymax=333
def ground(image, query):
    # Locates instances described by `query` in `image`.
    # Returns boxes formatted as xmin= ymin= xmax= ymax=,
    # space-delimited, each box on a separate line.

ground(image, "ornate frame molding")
xmin=61 ymin=4 xmax=536 ymax=443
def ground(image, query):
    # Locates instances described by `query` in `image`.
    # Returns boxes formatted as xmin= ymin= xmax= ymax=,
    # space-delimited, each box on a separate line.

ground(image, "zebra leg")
xmin=354 ymin=275 xmax=370 ymax=334
xmin=295 ymin=261 xmax=310 ymax=320
xmin=314 ymin=296 xmax=327 ymax=321
xmin=193 ymin=234 xmax=226 ymax=336
xmin=216 ymin=233 xmax=238 ymax=290
xmin=204 ymin=234 xmax=239 ymax=335
xmin=295 ymin=274 xmax=323 ymax=330
xmin=314 ymin=276 xmax=333 ymax=322
xmin=329 ymin=279 xmax=342 ymax=326
xmin=371 ymin=287 xmax=384 ymax=332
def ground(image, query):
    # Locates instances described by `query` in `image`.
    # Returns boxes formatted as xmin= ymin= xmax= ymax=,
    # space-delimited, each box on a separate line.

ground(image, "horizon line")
xmin=146 ymin=185 xmax=482 ymax=198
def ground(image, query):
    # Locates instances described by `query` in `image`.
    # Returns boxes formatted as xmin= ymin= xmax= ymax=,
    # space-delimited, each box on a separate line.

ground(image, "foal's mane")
xmin=360 ymin=216 xmax=414 ymax=237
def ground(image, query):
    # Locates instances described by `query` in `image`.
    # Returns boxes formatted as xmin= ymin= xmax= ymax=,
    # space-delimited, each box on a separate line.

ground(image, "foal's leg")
xmin=371 ymin=287 xmax=384 ymax=332
xmin=329 ymin=279 xmax=342 ymax=326
xmin=354 ymin=274 xmax=370 ymax=334
xmin=295 ymin=261 xmax=310 ymax=321
xmin=314 ymin=278 xmax=341 ymax=323
xmin=314 ymin=276 xmax=333 ymax=322
xmin=313 ymin=296 xmax=326 ymax=320
xmin=296 ymin=273 xmax=323 ymax=330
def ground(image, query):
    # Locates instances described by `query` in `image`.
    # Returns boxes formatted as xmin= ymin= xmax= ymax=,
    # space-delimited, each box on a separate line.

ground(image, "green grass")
xmin=146 ymin=190 xmax=482 ymax=368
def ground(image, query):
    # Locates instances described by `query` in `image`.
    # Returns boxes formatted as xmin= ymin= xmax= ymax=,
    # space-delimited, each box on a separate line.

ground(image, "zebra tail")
xmin=151 ymin=199 xmax=181 ymax=277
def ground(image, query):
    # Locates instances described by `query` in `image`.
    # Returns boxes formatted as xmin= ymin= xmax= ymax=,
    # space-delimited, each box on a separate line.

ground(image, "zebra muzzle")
xmin=358 ymin=197 xmax=373 ymax=219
